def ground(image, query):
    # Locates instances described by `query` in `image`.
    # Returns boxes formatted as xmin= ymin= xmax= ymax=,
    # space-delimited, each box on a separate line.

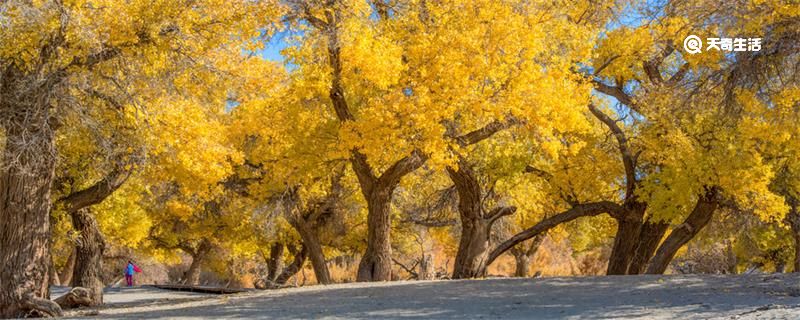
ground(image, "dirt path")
xmin=59 ymin=274 xmax=800 ymax=319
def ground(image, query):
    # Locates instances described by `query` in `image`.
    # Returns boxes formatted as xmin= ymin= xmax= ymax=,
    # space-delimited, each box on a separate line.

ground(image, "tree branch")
xmin=487 ymin=201 xmax=622 ymax=266
xmin=392 ymin=258 xmax=419 ymax=279
xmin=642 ymin=43 xmax=675 ymax=84
xmin=666 ymin=63 xmax=690 ymax=85
xmin=58 ymin=167 xmax=131 ymax=213
xmin=588 ymin=103 xmax=637 ymax=199
xmin=377 ymin=149 xmax=428 ymax=190
xmin=591 ymin=79 xmax=637 ymax=109
xmin=487 ymin=206 xmax=517 ymax=226
xmin=452 ymin=117 xmax=519 ymax=147
xmin=524 ymin=165 xmax=554 ymax=181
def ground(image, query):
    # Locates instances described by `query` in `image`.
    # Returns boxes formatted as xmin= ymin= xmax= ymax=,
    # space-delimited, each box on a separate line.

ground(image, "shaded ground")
xmin=57 ymin=274 xmax=800 ymax=319
xmin=51 ymin=286 xmax=211 ymax=308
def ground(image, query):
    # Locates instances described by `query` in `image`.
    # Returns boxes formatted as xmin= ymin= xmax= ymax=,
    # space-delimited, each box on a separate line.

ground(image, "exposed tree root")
xmin=54 ymin=287 xmax=92 ymax=310
xmin=21 ymin=292 xmax=63 ymax=318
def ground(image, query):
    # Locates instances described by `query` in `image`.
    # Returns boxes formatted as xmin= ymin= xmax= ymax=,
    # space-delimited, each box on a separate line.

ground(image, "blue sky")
xmin=258 ymin=30 xmax=292 ymax=63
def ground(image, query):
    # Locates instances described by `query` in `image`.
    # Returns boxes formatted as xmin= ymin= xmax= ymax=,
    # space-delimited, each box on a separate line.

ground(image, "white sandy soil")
xmin=55 ymin=273 xmax=800 ymax=319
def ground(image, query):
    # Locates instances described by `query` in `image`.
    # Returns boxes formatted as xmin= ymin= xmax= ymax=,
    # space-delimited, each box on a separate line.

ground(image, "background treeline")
xmin=0 ymin=0 xmax=799 ymax=317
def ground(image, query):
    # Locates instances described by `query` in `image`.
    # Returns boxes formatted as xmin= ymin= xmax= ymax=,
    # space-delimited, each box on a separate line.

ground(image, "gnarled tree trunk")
xmin=448 ymin=165 xmax=515 ymax=279
xmin=513 ymin=254 xmax=530 ymax=278
xmin=275 ymin=245 xmax=308 ymax=285
xmin=646 ymin=187 xmax=719 ymax=274
xmin=0 ymin=122 xmax=63 ymax=318
xmin=70 ymin=208 xmax=106 ymax=305
xmin=319 ymin=7 xmax=427 ymax=282
xmin=267 ymin=242 xmax=285 ymax=282
xmin=453 ymin=217 xmax=492 ymax=279
xmin=607 ymin=204 xmax=645 ymax=275
xmin=627 ymin=221 xmax=669 ymax=274
xmin=291 ymin=217 xmax=331 ymax=285
xmin=357 ymin=186 xmax=395 ymax=281
xmin=183 ymin=240 xmax=212 ymax=286
xmin=511 ymin=233 xmax=546 ymax=278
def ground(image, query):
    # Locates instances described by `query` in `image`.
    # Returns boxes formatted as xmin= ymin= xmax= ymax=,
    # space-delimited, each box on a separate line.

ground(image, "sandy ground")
xmin=55 ymin=273 xmax=800 ymax=319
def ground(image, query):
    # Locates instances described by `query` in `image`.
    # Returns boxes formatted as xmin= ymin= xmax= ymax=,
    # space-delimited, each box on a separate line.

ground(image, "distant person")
xmin=125 ymin=260 xmax=141 ymax=286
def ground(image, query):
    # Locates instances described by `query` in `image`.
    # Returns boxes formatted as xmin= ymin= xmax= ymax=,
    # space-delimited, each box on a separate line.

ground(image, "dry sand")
xmin=56 ymin=273 xmax=800 ymax=319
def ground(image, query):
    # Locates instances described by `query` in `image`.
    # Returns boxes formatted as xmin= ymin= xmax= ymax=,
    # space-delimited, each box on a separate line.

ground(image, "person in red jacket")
xmin=124 ymin=260 xmax=141 ymax=286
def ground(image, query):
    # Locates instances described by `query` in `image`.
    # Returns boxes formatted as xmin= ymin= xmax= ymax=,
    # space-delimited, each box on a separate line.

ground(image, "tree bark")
xmin=70 ymin=208 xmax=106 ymax=306
xmin=511 ymin=233 xmax=546 ymax=277
xmin=291 ymin=217 xmax=331 ymax=285
xmin=627 ymin=221 xmax=669 ymax=274
xmin=53 ymin=287 xmax=91 ymax=310
xmin=418 ymin=253 xmax=434 ymax=280
xmin=275 ymin=245 xmax=308 ymax=285
xmin=607 ymin=204 xmax=645 ymax=275
xmin=267 ymin=242 xmax=284 ymax=282
xmin=60 ymin=249 xmax=77 ymax=286
xmin=417 ymin=226 xmax=435 ymax=280
xmin=646 ymin=188 xmax=719 ymax=274
xmin=453 ymin=217 xmax=492 ymax=279
xmin=513 ymin=254 xmax=531 ymax=278
xmin=0 ymin=123 xmax=63 ymax=318
xmin=350 ymin=152 xmax=425 ymax=283
xmin=183 ymin=240 xmax=212 ymax=286
xmin=49 ymin=258 xmax=61 ymax=287
xmin=447 ymin=165 xmax=516 ymax=279
xmin=357 ymin=186 xmax=395 ymax=281
xmin=786 ymin=197 xmax=800 ymax=273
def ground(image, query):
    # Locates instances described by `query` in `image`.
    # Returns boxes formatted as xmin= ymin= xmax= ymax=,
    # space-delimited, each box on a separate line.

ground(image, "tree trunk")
xmin=513 ymin=253 xmax=531 ymax=277
xmin=786 ymin=197 xmax=800 ymax=273
xmin=646 ymin=188 xmax=718 ymax=274
xmin=607 ymin=218 xmax=641 ymax=275
xmin=417 ymin=227 xmax=435 ymax=280
xmin=607 ymin=204 xmax=645 ymax=275
xmin=325 ymin=9 xmax=426 ymax=281
xmin=183 ymin=240 xmax=212 ymax=286
xmin=267 ymin=242 xmax=284 ymax=282
xmin=512 ymin=234 xmax=546 ymax=278
xmin=449 ymin=165 xmax=489 ymax=279
xmin=60 ymin=249 xmax=77 ymax=286
xmin=49 ymin=259 xmax=61 ymax=287
xmin=627 ymin=221 xmax=669 ymax=274
xmin=356 ymin=186 xmax=394 ymax=282
xmin=184 ymin=256 xmax=204 ymax=286
xmin=776 ymin=260 xmax=787 ymax=273
xmin=725 ymin=240 xmax=737 ymax=274
xmin=418 ymin=253 xmax=434 ymax=280
xmin=275 ymin=245 xmax=308 ymax=285
xmin=447 ymin=165 xmax=515 ymax=279
xmin=70 ymin=208 xmax=106 ymax=306
xmin=0 ymin=123 xmax=63 ymax=317
xmin=291 ymin=218 xmax=331 ymax=285
xmin=453 ymin=217 xmax=491 ymax=278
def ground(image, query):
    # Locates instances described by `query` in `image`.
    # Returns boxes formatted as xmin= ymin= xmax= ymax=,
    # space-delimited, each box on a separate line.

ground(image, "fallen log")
xmin=152 ymin=284 xmax=250 ymax=294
